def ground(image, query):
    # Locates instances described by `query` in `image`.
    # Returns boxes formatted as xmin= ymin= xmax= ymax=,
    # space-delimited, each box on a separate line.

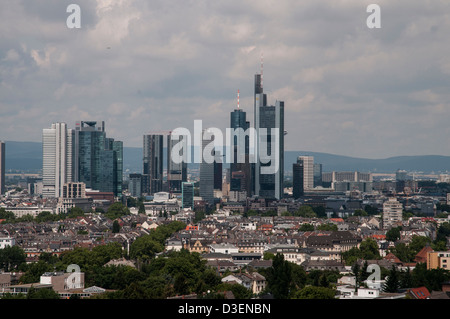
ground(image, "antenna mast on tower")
xmin=237 ymin=89 xmax=240 ymax=109
xmin=260 ymin=52 xmax=264 ymax=90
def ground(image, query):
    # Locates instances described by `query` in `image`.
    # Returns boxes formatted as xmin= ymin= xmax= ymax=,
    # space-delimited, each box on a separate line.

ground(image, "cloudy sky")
xmin=1 ymin=0 xmax=449 ymax=159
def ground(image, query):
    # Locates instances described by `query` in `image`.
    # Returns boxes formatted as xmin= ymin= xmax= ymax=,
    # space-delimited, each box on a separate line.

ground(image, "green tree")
xmin=382 ymin=265 xmax=400 ymax=293
xmin=295 ymin=206 xmax=316 ymax=218
xmin=317 ymin=223 xmax=338 ymax=231
xmin=27 ymin=287 xmax=60 ymax=299
xmin=112 ymin=220 xmax=121 ymax=233
xmin=19 ymin=260 xmax=56 ymax=284
xmin=386 ymin=226 xmax=402 ymax=242
xmin=265 ymin=254 xmax=292 ymax=299
xmin=105 ymin=202 xmax=130 ymax=220
xmin=216 ymin=282 xmax=252 ymax=299
xmin=359 ymin=237 xmax=381 ymax=260
xmin=293 ymin=286 xmax=336 ymax=299
xmin=0 ymin=245 xmax=26 ymax=271
xmin=299 ymin=224 xmax=315 ymax=232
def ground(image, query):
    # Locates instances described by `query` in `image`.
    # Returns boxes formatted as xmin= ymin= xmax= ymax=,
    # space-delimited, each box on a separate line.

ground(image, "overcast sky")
xmin=1 ymin=0 xmax=449 ymax=159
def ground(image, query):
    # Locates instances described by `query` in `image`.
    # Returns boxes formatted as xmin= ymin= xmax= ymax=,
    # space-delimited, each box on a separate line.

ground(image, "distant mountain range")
xmin=3 ymin=141 xmax=450 ymax=174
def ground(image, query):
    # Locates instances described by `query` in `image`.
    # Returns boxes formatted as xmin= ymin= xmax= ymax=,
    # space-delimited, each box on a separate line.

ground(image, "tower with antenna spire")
xmin=253 ymin=54 xmax=285 ymax=200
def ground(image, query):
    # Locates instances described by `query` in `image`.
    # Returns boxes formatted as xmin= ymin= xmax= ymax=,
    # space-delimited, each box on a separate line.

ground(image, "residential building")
xmin=382 ymin=197 xmax=403 ymax=229
xmin=42 ymin=123 xmax=74 ymax=198
xmin=57 ymin=182 xmax=92 ymax=213
xmin=0 ymin=237 xmax=15 ymax=249
xmin=427 ymin=251 xmax=450 ymax=270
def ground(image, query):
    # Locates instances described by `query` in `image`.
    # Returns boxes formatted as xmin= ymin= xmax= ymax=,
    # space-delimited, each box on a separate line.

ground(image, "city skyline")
xmin=1 ymin=1 xmax=450 ymax=159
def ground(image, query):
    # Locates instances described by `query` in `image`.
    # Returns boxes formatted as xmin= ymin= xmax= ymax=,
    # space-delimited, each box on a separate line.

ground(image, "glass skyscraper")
xmin=74 ymin=121 xmax=123 ymax=198
xmin=230 ymin=108 xmax=252 ymax=196
xmin=254 ymin=73 xmax=285 ymax=200
xmin=0 ymin=141 xmax=4 ymax=195
xmin=167 ymin=133 xmax=187 ymax=193
xmin=143 ymin=134 xmax=164 ymax=195
xmin=200 ymin=129 xmax=215 ymax=206
xmin=182 ymin=182 xmax=194 ymax=210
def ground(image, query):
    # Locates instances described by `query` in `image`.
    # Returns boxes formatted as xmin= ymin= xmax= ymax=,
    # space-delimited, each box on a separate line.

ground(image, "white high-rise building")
xmin=298 ymin=156 xmax=314 ymax=190
xmin=42 ymin=123 xmax=74 ymax=198
xmin=382 ymin=197 xmax=403 ymax=229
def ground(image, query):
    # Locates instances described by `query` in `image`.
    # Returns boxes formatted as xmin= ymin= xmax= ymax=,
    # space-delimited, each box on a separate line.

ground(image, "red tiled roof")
xmin=409 ymin=287 xmax=430 ymax=299
xmin=415 ymin=245 xmax=434 ymax=263
xmin=384 ymin=253 xmax=402 ymax=264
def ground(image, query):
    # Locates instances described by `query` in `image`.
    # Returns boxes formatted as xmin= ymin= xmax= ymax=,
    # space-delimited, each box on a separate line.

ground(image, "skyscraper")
xmin=74 ymin=121 xmax=123 ymax=197
xmin=298 ymin=156 xmax=314 ymax=191
xmin=128 ymin=173 xmax=142 ymax=198
xmin=200 ymin=129 xmax=215 ymax=206
xmin=143 ymin=134 xmax=164 ymax=195
xmin=42 ymin=123 xmax=74 ymax=198
xmin=182 ymin=182 xmax=194 ymax=210
xmin=167 ymin=133 xmax=187 ymax=193
xmin=230 ymin=107 xmax=252 ymax=196
xmin=313 ymin=163 xmax=323 ymax=188
xmin=0 ymin=141 xmax=5 ymax=195
xmin=293 ymin=158 xmax=304 ymax=199
xmin=254 ymin=73 xmax=284 ymax=200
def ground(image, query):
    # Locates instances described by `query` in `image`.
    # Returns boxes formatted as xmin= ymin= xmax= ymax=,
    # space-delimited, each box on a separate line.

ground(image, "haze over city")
xmin=1 ymin=0 xmax=450 ymax=159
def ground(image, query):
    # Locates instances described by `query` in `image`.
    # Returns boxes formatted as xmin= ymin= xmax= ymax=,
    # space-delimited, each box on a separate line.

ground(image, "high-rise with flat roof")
xmin=143 ymin=134 xmax=164 ymax=195
xmin=382 ymin=197 xmax=403 ymax=229
xmin=73 ymin=121 xmax=123 ymax=198
xmin=293 ymin=158 xmax=304 ymax=199
xmin=230 ymin=107 xmax=252 ymax=196
xmin=200 ymin=129 xmax=215 ymax=206
xmin=298 ymin=156 xmax=314 ymax=191
xmin=0 ymin=141 xmax=5 ymax=195
xmin=42 ymin=123 xmax=74 ymax=198
xmin=182 ymin=182 xmax=194 ymax=210
xmin=167 ymin=133 xmax=187 ymax=193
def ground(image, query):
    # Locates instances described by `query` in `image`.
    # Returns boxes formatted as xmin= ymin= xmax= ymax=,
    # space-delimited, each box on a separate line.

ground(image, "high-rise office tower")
xmin=128 ymin=173 xmax=142 ymax=198
xmin=293 ymin=158 xmax=304 ymax=199
xmin=74 ymin=121 xmax=123 ymax=197
xmin=298 ymin=156 xmax=314 ymax=191
xmin=42 ymin=123 xmax=74 ymax=198
xmin=214 ymin=157 xmax=223 ymax=190
xmin=167 ymin=133 xmax=187 ymax=193
xmin=254 ymin=73 xmax=284 ymax=200
xmin=182 ymin=182 xmax=194 ymax=210
xmin=313 ymin=163 xmax=323 ymax=188
xmin=230 ymin=106 xmax=252 ymax=196
xmin=200 ymin=129 xmax=215 ymax=206
xmin=143 ymin=134 xmax=164 ymax=195
xmin=0 ymin=141 xmax=5 ymax=195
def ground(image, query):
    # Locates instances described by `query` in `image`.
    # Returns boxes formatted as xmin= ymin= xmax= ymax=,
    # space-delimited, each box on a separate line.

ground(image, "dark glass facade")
xmin=143 ymin=134 xmax=164 ymax=195
xmin=74 ymin=121 xmax=123 ymax=198
xmin=254 ymin=73 xmax=284 ymax=200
